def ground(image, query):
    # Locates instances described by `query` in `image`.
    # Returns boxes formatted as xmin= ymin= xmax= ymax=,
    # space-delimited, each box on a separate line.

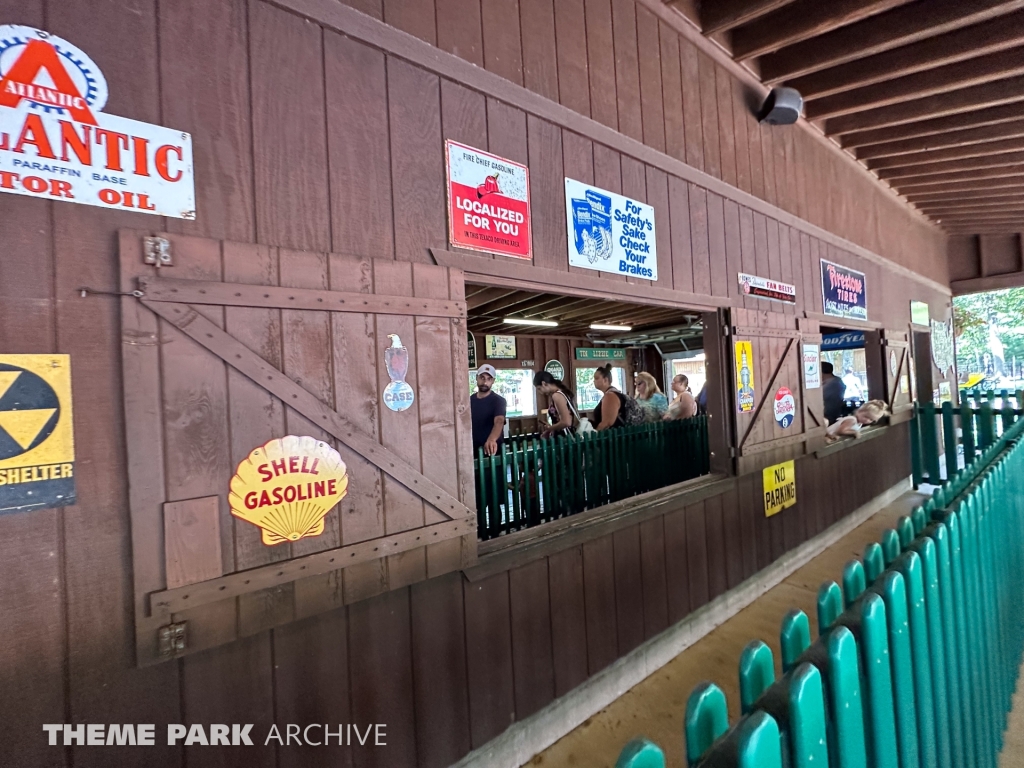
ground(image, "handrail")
xmin=613 ymin=408 xmax=1024 ymax=767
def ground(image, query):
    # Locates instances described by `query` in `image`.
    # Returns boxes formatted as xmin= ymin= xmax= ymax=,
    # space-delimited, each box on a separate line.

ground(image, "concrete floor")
xmin=524 ymin=489 xmax=930 ymax=768
xmin=1001 ymin=675 xmax=1024 ymax=768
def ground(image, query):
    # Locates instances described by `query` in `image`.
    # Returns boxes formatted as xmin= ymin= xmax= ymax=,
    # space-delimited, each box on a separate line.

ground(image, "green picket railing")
xmin=910 ymin=389 xmax=1024 ymax=487
xmin=474 ymin=416 xmax=710 ymax=541
xmin=613 ymin=409 xmax=1024 ymax=768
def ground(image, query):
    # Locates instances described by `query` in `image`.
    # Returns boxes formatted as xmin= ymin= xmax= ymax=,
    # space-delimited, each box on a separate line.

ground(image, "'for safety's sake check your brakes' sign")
xmin=565 ymin=178 xmax=658 ymax=280
xmin=0 ymin=25 xmax=195 ymax=218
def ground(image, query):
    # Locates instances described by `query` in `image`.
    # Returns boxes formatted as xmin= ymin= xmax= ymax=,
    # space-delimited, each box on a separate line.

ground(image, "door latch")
xmin=143 ymin=236 xmax=173 ymax=267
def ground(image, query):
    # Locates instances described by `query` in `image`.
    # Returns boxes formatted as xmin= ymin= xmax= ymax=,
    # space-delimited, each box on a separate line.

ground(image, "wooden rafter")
xmin=906 ymin=186 xmax=1024 ymax=204
xmin=886 ymin=164 xmax=1024 ymax=190
xmin=700 ymin=0 xmax=796 ymax=34
xmin=876 ymin=150 xmax=1024 ymax=180
xmin=863 ymin=133 xmax=1024 ymax=168
xmin=840 ymin=101 xmax=1024 ymax=149
xmin=757 ymin=0 xmax=1024 ymax=83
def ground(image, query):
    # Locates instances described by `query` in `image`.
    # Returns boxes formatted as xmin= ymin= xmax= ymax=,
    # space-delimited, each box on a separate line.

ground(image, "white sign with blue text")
xmin=564 ymin=178 xmax=658 ymax=280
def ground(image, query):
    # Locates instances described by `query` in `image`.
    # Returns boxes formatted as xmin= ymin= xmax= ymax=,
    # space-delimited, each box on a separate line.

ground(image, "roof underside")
xmin=671 ymin=0 xmax=1024 ymax=236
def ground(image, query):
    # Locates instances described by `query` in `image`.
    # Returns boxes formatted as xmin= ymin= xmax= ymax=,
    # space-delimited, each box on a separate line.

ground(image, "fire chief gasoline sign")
xmin=445 ymin=140 xmax=531 ymax=259
xmin=0 ymin=355 xmax=75 ymax=514
xmin=0 ymin=25 xmax=195 ymax=218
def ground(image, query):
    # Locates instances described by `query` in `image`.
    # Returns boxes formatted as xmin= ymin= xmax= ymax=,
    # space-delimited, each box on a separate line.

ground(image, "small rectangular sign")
xmin=803 ymin=344 xmax=821 ymax=389
xmin=821 ymin=259 xmax=867 ymax=321
xmin=576 ymin=348 xmax=626 ymax=361
xmin=485 ymin=335 xmax=517 ymax=359
xmin=445 ymin=140 xmax=531 ymax=260
xmin=0 ymin=354 xmax=76 ymax=514
xmin=739 ymin=273 xmax=796 ymax=303
xmin=735 ymin=340 xmax=755 ymax=413
xmin=910 ymin=300 xmax=930 ymax=326
xmin=763 ymin=460 xmax=796 ymax=518
xmin=565 ymin=178 xmax=658 ymax=280
xmin=822 ymin=330 xmax=865 ymax=351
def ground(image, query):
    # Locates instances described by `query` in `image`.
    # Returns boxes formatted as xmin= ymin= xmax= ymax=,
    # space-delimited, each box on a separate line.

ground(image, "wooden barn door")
xmin=882 ymin=329 xmax=914 ymax=423
xmin=730 ymin=308 xmax=825 ymax=474
xmin=119 ymin=231 xmax=475 ymax=665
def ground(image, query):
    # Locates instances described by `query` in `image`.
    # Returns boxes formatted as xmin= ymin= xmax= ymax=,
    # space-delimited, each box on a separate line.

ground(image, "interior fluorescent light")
xmin=590 ymin=323 xmax=632 ymax=332
xmin=503 ymin=317 xmax=559 ymax=328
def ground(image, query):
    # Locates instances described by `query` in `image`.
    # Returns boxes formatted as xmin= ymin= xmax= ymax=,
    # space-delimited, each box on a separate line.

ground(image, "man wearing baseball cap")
xmin=472 ymin=364 xmax=507 ymax=457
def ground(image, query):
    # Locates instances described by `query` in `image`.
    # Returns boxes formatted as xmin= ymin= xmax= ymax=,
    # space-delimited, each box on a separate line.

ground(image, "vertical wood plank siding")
xmin=0 ymin=0 xmax=943 ymax=765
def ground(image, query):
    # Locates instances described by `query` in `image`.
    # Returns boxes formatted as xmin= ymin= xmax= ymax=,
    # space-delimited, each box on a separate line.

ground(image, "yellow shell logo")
xmin=228 ymin=435 xmax=348 ymax=546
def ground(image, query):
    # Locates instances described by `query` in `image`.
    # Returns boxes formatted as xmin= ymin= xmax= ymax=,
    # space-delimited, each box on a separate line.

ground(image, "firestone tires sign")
xmin=445 ymin=140 xmax=531 ymax=259
xmin=0 ymin=25 xmax=195 ymax=218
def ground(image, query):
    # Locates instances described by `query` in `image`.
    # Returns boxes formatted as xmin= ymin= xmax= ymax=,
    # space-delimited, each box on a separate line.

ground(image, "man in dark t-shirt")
xmin=822 ymin=361 xmax=846 ymax=425
xmin=471 ymin=365 xmax=507 ymax=456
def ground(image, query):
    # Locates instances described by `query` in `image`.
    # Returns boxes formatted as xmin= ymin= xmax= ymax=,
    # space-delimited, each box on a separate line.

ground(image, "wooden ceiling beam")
xmin=840 ymin=101 xmax=1024 ymax=149
xmin=758 ymin=0 xmax=1024 ymax=84
xmin=789 ymin=11 xmax=1024 ymax=101
xmin=890 ymin=173 xmax=1024 ymax=195
xmin=905 ymin=186 xmax=1024 ymax=203
xmin=943 ymin=225 xmax=1024 ymax=234
xmin=886 ymin=163 xmax=1024 ymax=189
xmin=699 ymin=0 xmax=796 ymax=34
xmin=729 ymin=0 xmax=910 ymax=61
xmin=823 ymin=74 xmax=1024 ymax=135
xmin=805 ymin=46 xmax=1024 ymax=121
xmin=877 ymin=150 xmax=1024 ymax=180
xmin=861 ymin=129 xmax=1024 ymax=166
xmin=915 ymin=199 xmax=1024 ymax=213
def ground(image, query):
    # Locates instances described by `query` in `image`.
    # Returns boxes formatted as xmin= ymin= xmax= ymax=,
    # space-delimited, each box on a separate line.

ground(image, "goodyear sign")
xmin=763 ymin=460 xmax=795 ymax=518
xmin=0 ymin=355 xmax=75 ymax=514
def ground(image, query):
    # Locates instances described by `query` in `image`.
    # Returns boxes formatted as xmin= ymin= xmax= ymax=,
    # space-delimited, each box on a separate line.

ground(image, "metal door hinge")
xmin=723 ymin=325 xmax=732 ymax=337
xmin=158 ymin=621 xmax=187 ymax=658
xmin=143 ymin=236 xmax=173 ymax=267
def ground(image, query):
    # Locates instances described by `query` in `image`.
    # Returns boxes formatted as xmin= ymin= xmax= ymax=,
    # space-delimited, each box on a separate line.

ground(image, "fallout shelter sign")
xmin=0 ymin=355 xmax=75 ymax=514
xmin=565 ymin=178 xmax=658 ymax=280
xmin=0 ymin=25 xmax=195 ymax=217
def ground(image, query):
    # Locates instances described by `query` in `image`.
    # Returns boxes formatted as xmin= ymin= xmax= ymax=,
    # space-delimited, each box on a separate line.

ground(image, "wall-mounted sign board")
xmin=485 ymin=335 xmax=517 ymax=359
xmin=575 ymin=348 xmax=626 ymax=361
xmin=910 ymin=300 xmax=930 ymax=326
xmin=0 ymin=354 xmax=75 ymax=514
xmin=0 ymin=25 xmax=196 ymax=218
xmin=565 ymin=178 xmax=658 ymax=280
xmin=738 ymin=273 xmax=796 ymax=304
xmin=445 ymin=140 xmax=531 ymax=260
xmin=821 ymin=260 xmax=867 ymax=321
xmin=763 ymin=460 xmax=796 ymax=517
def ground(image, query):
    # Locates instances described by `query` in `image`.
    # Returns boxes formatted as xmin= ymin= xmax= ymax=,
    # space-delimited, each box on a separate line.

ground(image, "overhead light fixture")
xmin=503 ymin=317 xmax=558 ymax=328
xmin=590 ymin=323 xmax=632 ymax=332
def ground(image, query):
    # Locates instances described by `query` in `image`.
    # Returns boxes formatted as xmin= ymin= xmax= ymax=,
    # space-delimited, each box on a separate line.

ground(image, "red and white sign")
xmin=739 ymin=273 xmax=796 ymax=304
xmin=0 ymin=25 xmax=195 ymax=218
xmin=445 ymin=140 xmax=531 ymax=259
xmin=773 ymin=387 xmax=796 ymax=429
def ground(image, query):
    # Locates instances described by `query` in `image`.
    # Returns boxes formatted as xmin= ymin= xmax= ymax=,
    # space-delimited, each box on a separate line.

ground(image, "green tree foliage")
xmin=953 ymin=287 xmax=1024 ymax=375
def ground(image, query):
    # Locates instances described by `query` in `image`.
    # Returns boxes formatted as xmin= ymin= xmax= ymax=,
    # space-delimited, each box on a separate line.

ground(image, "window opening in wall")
xmin=821 ymin=327 xmax=870 ymax=413
xmin=465 ymin=283 xmax=712 ymax=541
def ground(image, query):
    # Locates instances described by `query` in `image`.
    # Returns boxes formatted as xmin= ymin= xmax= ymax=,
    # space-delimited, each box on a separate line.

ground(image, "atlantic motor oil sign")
xmin=0 ymin=25 xmax=196 ymax=218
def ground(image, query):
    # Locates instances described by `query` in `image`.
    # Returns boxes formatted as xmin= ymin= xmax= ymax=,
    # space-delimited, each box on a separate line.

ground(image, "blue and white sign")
xmin=821 ymin=259 xmax=867 ymax=321
xmin=822 ymin=331 xmax=865 ymax=351
xmin=565 ymin=178 xmax=658 ymax=280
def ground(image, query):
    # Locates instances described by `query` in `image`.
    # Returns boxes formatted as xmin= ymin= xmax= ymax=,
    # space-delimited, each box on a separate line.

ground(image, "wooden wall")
xmin=0 ymin=0 xmax=946 ymax=766
xmin=949 ymin=233 xmax=1024 ymax=295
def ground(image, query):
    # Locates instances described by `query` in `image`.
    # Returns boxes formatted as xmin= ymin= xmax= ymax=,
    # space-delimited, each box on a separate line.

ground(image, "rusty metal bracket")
xmin=143 ymin=236 xmax=173 ymax=267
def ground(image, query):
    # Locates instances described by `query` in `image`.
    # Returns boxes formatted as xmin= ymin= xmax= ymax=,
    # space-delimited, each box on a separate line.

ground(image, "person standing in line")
xmin=533 ymin=370 xmax=578 ymax=437
xmin=471 ymin=365 xmax=507 ymax=456
xmin=822 ymin=361 xmax=846 ymax=425
xmin=635 ymin=372 xmax=669 ymax=421
xmin=664 ymin=374 xmax=698 ymax=420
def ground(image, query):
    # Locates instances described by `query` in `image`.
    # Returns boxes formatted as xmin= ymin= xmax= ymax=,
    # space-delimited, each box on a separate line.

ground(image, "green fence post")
xmin=780 ymin=610 xmax=811 ymax=674
xmin=843 ymin=560 xmax=866 ymax=608
xmin=826 ymin=625 xmax=868 ymax=768
xmin=896 ymin=516 xmax=914 ymax=550
xmin=817 ymin=581 xmax=843 ymax=635
xmin=735 ymin=712 xmax=783 ymax=768
xmin=979 ymin=400 xmax=995 ymax=449
xmin=961 ymin=399 xmax=976 ymax=465
xmin=894 ymin=551 xmax=938 ymax=768
xmin=739 ymin=640 xmax=775 ymax=714
xmin=788 ymin=663 xmax=830 ymax=768
xmin=910 ymin=406 xmax=924 ymax=488
xmin=942 ymin=401 xmax=958 ymax=481
xmin=880 ymin=529 xmax=901 ymax=566
xmin=920 ymin=401 xmax=941 ymax=483
xmin=911 ymin=506 xmax=926 ymax=535
xmin=863 ymin=543 xmax=885 ymax=584
xmin=928 ymin=521 xmax=967 ymax=766
xmin=684 ymin=682 xmax=729 ymax=766
xmin=856 ymin=592 xmax=899 ymax=768
xmin=615 ymin=738 xmax=665 ymax=768
xmin=944 ymin=511 xmax=980 ymax=768
xmin=877 ymin=571 xmax=920 ymax=768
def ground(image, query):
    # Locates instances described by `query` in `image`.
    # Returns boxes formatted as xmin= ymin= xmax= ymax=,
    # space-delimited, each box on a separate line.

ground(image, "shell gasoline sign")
xmin=0 ymin=25 xmax=195 ymax=218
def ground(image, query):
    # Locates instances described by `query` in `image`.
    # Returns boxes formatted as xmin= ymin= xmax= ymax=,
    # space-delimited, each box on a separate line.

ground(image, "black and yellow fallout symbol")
xmin=0 ymin=355 xmax=76 ymax=514
xmin=0 ymin=364 xmax=61 ymax=459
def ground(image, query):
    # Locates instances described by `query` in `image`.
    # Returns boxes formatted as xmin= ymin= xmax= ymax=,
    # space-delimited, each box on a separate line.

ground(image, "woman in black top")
xmin=593 ymin=364 xmax=626 ymax=430
xmin=534 ymin=370 xmax=577 ymax=436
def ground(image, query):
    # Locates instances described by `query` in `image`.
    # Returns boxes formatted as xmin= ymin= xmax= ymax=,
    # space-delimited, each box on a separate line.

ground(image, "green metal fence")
xmin=911 ymin=389 xmax=1024 ymax=486
xmin=612 ymin=406 xmax=1024 ymax=768
xmin=474 ymin=416 xmax=710 ymax=541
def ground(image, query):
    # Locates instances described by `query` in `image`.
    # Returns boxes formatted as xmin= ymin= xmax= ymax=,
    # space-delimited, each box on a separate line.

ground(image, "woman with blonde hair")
xmin=825 ymin=399 xmax=889 ymax=442
xmin=634 ymin=371 xmax=669 ymax=422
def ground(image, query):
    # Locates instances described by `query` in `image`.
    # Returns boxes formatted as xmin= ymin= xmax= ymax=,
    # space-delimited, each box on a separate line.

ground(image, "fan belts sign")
xmin=445 ymin=140 xmax=531 ymax=259
xmin=0 ymin=354 xmax=75 ymax=514
xmin=763 ymin=460 xmax=796 ymax=518
xmin=0 ymin=25 xmax=195 ymax=218
xmin=738 ymin=273 xmax=796 ymax=304
xmin=821 ymin=260 xmax=867 ymax=321
xmin=565 ymin=178 xmax=658 ymax=280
